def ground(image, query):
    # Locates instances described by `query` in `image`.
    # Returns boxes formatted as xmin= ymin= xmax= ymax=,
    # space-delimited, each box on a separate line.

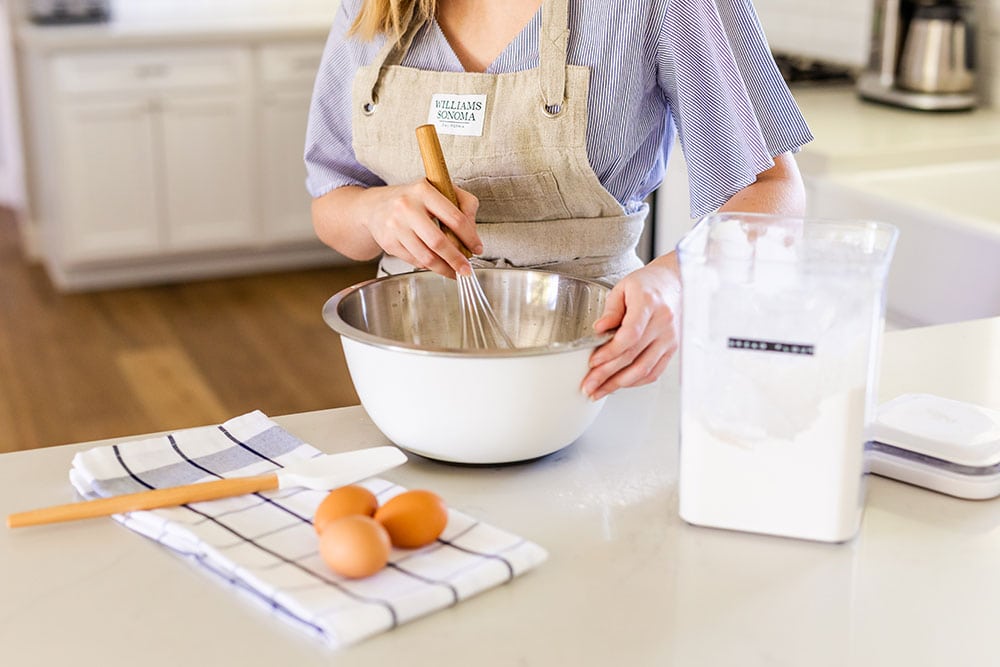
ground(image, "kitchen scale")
xmin=868 ymin=393 xmax=1000 ymax=499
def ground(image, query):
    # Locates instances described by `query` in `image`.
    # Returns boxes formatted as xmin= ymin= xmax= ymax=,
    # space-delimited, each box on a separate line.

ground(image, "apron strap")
xmin=359 ymin=0 xmax=572 ymax=114
xmin=357 ymin=5 xmax=426 ymax=110
xmin=539 ymin=0 xmax=570 ymax=113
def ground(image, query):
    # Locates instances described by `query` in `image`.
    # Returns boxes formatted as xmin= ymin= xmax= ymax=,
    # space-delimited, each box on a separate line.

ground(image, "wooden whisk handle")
xmin=415 ymin=123 xmax=472 ymax=258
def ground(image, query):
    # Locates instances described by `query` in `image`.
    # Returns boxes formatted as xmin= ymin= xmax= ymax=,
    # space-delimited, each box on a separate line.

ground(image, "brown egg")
xmin=313 ymin=485 xmax=379 ymax=535
xmin=374 ymin=489 xmax=448 ymax=549
xmin=318 ymin=515 xmax=391 ymax=579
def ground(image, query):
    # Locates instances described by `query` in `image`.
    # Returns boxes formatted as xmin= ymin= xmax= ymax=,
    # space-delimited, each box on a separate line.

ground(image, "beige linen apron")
xmin=351 ymin=0 xmax=647 ymax=285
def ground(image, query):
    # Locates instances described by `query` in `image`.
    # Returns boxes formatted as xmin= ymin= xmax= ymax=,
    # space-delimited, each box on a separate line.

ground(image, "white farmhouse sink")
xmin=808 ymin=160 xmax=1000 ymax=326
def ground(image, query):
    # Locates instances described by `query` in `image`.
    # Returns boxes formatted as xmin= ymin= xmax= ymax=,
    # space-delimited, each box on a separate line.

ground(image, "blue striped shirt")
xmin=305 ymin=0 xmax=813 ymax=217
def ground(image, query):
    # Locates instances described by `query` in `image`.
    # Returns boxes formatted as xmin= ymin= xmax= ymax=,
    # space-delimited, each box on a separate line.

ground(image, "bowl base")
xmin=396 ymin=443 xmax=574 ymax=467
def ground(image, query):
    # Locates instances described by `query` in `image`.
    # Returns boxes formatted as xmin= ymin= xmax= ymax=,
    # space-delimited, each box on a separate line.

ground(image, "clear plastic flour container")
xmin=677 ymin=213 xmax=898 ymax=543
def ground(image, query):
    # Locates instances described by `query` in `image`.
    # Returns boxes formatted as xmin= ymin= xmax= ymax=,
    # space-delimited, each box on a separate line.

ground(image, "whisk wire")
xmin=457 ymin=271 xmax=514 ymax=349
xmin=414 ymin=124 xmax=513 ymax=350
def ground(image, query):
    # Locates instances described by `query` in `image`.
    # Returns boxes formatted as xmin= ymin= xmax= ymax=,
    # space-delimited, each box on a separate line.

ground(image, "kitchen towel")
xmin=68 ymin=410 xmax=548 ymax=649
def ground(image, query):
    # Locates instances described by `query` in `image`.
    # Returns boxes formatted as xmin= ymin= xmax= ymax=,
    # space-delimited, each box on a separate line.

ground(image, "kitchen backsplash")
xmin=753 ymin=0 xmax=872 ymax=67
xmin=9 ymin=0 xmax=339 ymax=21
xmin=757 ymin=0 xmax=999 ymax=109
xmin=985 ymin=0 xmax=1000 ymax=107
xmin=12 ymin=0 xmax=1000 ymax=108
xmin=108 ymin=0 xmax=336 ymax=21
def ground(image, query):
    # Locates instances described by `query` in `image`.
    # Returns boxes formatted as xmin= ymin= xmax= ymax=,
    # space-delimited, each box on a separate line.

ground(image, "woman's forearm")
xmin=717 ymin=152 xmax=806 ymax=217
xmin=311 ymin=186 xmax=384 ymax=261
xmin=643 ymin=153 xmax=805 ymax=281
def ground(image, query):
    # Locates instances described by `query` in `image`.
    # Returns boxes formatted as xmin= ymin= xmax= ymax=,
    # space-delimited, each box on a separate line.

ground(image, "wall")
xmin=753 ymin=0 xmax=872 ymax=67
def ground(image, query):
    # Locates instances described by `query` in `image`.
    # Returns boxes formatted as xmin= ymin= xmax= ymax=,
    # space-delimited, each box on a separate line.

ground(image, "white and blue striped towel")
xmin=68 ymin=410 xmax=548 ymax=649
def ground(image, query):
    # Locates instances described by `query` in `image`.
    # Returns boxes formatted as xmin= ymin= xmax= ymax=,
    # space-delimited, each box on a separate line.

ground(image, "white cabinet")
xmin=18 ymin=37 xmax=348 ymax=290
xmin=48 ymin=47 xmax=255 ymax=266
xmin=57 ymin=97 xmax=160 ymax=261
xmin=652 ymin=138 xmax=695 ymax=258
xmin=257 ymin=42 xmax=325 ymax=244
xmin=159 ymin=94 xmax=254 ymax=250
xmin=55 ymin=92 xmax=258 ymax=263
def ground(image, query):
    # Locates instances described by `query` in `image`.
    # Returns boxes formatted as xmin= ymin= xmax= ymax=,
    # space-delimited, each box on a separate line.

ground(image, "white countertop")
xmin=2 ymin=316 xmax=999 ymax=665
xmin=791 ymin=85 xmax=1000 ymax=174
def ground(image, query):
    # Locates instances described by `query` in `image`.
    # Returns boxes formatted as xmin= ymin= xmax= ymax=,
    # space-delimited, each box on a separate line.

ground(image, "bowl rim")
xmin=322 ymin=268 xmax=615 ymax=358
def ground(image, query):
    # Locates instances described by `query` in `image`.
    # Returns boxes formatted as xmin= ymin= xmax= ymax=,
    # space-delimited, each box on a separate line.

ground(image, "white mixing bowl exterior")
xmin=342 ymin=337 xmax=607 ymax=464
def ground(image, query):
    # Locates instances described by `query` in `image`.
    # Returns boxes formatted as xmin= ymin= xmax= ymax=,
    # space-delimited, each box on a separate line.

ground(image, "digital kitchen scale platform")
xmin=868 ymin=393 xmax=1000 ymax=500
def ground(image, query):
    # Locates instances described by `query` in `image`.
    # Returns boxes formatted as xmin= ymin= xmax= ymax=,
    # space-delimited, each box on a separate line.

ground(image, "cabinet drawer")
xmin=52 ymin=47 xmax=252 ymax=95
xmin=258 ymin=43 xmax=325 ymax=87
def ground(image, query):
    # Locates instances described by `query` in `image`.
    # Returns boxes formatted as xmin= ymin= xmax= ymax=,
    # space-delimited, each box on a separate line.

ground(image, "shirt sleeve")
xmin=656 ymin=0 xmax=813 ymax=217
xmin=304 ymin=0 xmax=386 ymax=198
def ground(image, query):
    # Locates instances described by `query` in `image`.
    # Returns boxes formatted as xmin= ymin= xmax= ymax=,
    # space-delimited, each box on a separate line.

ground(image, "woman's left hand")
xmin=581 ymin=252 xmax=682 ymax=400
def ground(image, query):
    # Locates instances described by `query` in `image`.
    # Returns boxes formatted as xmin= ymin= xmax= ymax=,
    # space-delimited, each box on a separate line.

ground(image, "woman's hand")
xmin=359 ymin=180 xmax=482 ymax=277
xmin=581 ymin=252 xmax=682 ymax=400
xmin=577 ymin=152 xmax=805 ymax=400
xmin=311 ymin=180 xmax=482 ymax=278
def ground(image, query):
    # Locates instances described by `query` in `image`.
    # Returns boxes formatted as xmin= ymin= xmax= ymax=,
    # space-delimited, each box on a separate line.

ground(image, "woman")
xmin=305 ymin=0 xmax=811 ymax=400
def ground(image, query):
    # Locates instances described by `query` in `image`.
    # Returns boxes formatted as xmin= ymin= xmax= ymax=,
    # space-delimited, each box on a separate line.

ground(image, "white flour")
xmin=679 ymin=385 xmax=868 ymax=542
xmin=677 ymin=222 xmax=886 ymax=542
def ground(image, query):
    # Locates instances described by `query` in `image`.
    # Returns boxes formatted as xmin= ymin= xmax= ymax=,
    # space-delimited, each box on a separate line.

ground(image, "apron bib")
xmin=351 ymin=0 xmax=646 ymax=284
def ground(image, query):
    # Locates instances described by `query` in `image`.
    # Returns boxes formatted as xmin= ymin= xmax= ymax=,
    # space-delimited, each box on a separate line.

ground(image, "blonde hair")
xmin=350 ymin=0 xmax=437 ymax=43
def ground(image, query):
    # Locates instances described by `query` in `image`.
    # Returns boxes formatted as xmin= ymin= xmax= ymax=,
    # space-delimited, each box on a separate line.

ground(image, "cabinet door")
xmin=652 ymin=137 xmax=694 ymax=259
xmin=258 ymin=88 xmax=317 ymax=243
xmin=158 ymin=94 xmax=254 ymax=251
xmin=57 ymin=98 xmax=161 ymax=262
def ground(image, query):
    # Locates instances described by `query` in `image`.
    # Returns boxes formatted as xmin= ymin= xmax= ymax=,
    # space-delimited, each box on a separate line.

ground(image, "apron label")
xmin=428 ymin=93 xmax=487 ymax=137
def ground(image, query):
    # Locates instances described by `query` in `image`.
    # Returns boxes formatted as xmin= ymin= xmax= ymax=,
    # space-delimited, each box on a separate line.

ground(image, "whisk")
xmin=415 ymin=124 xmax=514 ymax=350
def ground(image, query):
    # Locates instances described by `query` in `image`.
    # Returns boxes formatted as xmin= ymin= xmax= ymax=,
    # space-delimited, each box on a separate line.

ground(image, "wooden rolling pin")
xmin=7 ymin=446 xmax=407 ymax=528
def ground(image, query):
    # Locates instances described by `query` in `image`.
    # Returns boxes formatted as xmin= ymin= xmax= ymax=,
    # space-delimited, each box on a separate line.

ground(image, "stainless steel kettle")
xmin=897 ymin=2 xmax=976 ymax=94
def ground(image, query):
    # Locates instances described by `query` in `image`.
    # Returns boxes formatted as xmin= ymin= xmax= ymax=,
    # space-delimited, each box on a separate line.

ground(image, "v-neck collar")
xmin=428 ymin=8 xmax=542 ymax=74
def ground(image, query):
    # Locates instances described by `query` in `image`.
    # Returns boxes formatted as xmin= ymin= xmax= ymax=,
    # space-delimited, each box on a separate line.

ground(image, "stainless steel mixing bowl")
xmin=323 ymin=268 xmax=613 ymax=463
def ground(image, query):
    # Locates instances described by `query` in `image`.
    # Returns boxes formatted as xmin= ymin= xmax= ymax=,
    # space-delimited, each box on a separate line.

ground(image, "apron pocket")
xmin=458 ymin=171 xmax=573 ymax=222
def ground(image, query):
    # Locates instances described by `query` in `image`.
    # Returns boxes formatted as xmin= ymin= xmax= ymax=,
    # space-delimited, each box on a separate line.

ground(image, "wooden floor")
xmin=0 ymin=208 xmax=378 ymax=453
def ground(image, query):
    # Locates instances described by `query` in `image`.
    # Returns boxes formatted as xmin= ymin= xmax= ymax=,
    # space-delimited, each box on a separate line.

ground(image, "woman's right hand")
xmin=357 ymin=180 xmax=482 ymax=278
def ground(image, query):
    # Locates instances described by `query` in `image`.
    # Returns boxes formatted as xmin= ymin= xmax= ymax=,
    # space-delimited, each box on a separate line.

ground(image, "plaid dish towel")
xmin=68 ymin=410 xmax=548 ymax=649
